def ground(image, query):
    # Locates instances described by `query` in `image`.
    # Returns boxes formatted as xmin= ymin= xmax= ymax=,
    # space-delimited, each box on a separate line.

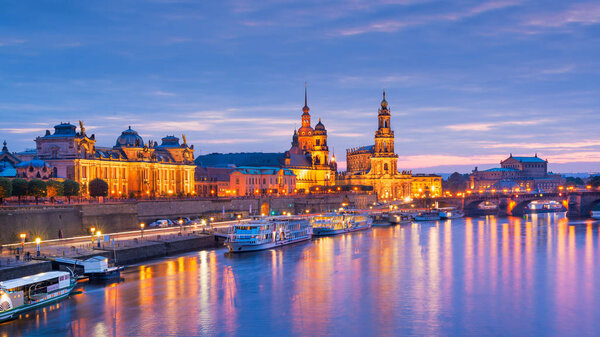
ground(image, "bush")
xmin=63 ymin=179 xmax=80 ymax=202
xmin=89 ymin=178 xmax=109 ymax=198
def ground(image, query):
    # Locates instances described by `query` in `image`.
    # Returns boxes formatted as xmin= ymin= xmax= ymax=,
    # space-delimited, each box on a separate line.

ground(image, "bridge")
xmin=437 ymin=192 xmax=569 ymax=217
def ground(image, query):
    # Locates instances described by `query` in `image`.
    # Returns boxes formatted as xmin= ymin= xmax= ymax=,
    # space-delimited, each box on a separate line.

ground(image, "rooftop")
xmin=195 ymin=152 xmax=285 ymax=168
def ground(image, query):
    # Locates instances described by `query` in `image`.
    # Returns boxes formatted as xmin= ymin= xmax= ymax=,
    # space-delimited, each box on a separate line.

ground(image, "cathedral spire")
xmin=302 ymin=82 xmax=310 ymax=114
xmin=381 ymin=89 xmax=388 ymax=109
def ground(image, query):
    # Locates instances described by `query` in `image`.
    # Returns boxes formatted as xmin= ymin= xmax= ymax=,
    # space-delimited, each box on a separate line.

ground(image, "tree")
xmin=0 ymin=177 xmax=12 ymax=202
xmin=589 ymin=175 xmax=600 ymax=188
xmin=63 ymin=179 xmax=80 ymax=203
xmin=566 ymin=177 xmax=584 ymax=187
xmin=46 ymin=180 xmax=64 ymax=202
xmin=11 ymin=178 xmax=28 ymax=203
xmin=89 ymin=178 xmax=109 ymax=198
xmin=28 ymin=179 xmax=47 ymax=204
xmin=444 ymin=172 xmax=469 ymax=193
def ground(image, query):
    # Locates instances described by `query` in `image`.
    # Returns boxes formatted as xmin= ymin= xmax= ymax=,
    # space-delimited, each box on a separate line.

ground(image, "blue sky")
xmin=1 ymin=0 xmax=599 ymax=173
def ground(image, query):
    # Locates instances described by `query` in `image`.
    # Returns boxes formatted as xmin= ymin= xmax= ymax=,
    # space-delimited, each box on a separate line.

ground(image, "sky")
xmin=0 ymin=0 xmax=599 ymax=173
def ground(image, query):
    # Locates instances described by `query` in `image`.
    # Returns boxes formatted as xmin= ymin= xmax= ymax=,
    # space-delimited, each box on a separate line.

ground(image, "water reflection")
xmin=2 ymin=215 xmax=600 ymax=336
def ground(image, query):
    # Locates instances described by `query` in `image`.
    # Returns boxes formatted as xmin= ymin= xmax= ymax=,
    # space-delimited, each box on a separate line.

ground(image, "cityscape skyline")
xmin=1 ymin=1 xmax=599 ymax=173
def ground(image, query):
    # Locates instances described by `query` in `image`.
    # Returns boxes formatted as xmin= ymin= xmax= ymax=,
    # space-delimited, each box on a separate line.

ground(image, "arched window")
xmin=384 ymin=163 xmax=389 ymax=172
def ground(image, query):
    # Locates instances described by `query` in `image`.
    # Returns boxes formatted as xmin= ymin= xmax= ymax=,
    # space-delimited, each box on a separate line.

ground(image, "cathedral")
xmin=283 ymin=86 xmax=337 ymax=190
xmin=339 ymin=91 xmax=414 ymax=200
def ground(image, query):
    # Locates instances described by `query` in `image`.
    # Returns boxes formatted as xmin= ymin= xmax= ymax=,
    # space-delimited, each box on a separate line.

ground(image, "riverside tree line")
xmin=0 ymin=178 xmax=112 ymax=204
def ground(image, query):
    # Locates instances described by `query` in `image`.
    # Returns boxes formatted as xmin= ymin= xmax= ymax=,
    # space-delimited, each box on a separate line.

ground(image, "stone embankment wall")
xmin=0 ymin=194 xmax=376 ymax=244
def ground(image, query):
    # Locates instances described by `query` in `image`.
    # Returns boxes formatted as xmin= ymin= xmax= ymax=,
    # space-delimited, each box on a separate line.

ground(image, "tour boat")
xmin=391 ymin=213 xmax=413 ymax=225
xmin=526 ymin=200 xmax=564 ymax=214
xmin=0 ymin=271 xmax=77 ymax=322
xmin=438 ymin=208 xmax=464 ymax=219
xmin=226 ymin=217 xmax=312 ymax=252
xmin=311 ymin=212 xmax=373 ymax=236
xmin=591 ymin=211 xmax=600 ymax=219
xmin=414 ymin=211 xmax=440 ymax=221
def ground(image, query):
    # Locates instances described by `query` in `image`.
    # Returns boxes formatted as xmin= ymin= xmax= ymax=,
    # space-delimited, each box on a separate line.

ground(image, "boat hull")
xmin=313 ymin=222 xmax=372 ymax=236
xmin=0 ymin=283 xmax=76 ymax=323
xmin=226 ymin=236 xmax=311 ymax=253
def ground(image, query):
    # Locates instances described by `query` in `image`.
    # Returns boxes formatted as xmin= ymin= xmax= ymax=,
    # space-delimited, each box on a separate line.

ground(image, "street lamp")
xmin=90 ymin=227 xmax=96 ymax=244
xmin=179 ymin=219 xmax=183 ymax=234
xmin=96 ymin=231 xmax=102 ymax=248
xmin=140 ymin=222 xmax=145 ymax=239
xmin=35 ymin=237 xmax=41 ymax=257
xmin=19 ymin=233 xmax=26 ymax=254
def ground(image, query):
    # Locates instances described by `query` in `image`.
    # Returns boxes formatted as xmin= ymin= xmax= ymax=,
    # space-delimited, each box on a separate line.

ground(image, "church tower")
xmin=297 ymin=83 xmax=314 ymax=151
xmin=370 ymin=90 xmax=398 ymax=175
xmin=312 ymin=118 xmax=329 ymax=166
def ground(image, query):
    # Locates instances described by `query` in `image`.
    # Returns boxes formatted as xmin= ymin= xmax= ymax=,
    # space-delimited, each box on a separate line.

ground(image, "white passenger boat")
xmin=438 ymin=207 xmax=464 ymax=219
xmin=414 ymin=211 xmax=440 ymax=221
xmin=0 ymin=271 xmax=77 ymax=322
xmin=591 ymin=211 xmax=600 ymax=220
xmin=526 ymin=200 xmax=564 ymax=214
xmin=311 ymin=212 xmax=372 ymax=236
xmin=226 ymin=217 xmax=312 ymax=253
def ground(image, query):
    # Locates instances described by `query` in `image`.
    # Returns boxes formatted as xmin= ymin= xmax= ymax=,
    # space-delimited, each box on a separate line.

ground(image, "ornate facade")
xmin=339 ymin=91 xmax=412 ymax=200
xmin=34 ymin=122 xmax=196 ymax=197
xmin=283 ymin=85 xmax=336 ymax=190
xmin=469 ymin=154 xmax=564 ymax=192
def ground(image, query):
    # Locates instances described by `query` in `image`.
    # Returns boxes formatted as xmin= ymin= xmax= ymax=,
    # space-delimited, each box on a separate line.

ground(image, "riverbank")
xmin=0 ymin=193 xmax=375 ymax=244
xmin=0 ymin=232 xmax=223 ymax=281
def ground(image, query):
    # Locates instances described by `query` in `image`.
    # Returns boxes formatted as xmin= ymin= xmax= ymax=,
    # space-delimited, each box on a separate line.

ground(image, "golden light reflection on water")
xmin=5 ymin=215 xmax=600 ymax=336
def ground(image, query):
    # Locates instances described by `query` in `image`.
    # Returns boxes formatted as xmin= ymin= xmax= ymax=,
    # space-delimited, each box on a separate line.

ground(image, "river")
xmin=2 ymin=213 xmax=599 ymax=336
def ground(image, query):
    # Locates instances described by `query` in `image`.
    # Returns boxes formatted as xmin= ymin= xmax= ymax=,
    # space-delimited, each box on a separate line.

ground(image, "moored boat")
xmin=438 ymin=208 xmax=464 ymax=219
xmin=414 ymin=211 xmax=440 ymax=221
xmin=311 ymin=212 xmax=372 ymax=236
xmin=391 ymin=213 xmax=413 ymax=225
xmin=591 ymin=210 xmax=600 ymax=219
xmin=226 ymin=217 xmax=311 ymax=253
xmin=0 ymin=271 xmax=76 ymax=322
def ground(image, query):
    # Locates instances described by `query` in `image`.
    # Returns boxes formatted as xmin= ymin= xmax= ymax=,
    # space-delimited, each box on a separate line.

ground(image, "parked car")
xmin=174 ymin=217 xmax=191 ymax=225
xmin=149 ymin=219 xmax=171 ymax=228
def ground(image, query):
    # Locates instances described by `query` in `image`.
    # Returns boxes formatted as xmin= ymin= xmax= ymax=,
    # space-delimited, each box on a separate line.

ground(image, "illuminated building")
xmin=195 ymin=166 xmax=295 ymax=197
xmin=469 ymin=154 xmax=564 ymax=192
xmin=339 ymin=91 xmax=412 ymax=200
xmin=194 ymin=85 xmax=336 ymax=191
xmin=283 ymin=85 xmax=336 ymax=189
xmin=411 ymin=174 xmax=442 ymax=198
xmin=33 ymin=122 xmax=196 ymax=196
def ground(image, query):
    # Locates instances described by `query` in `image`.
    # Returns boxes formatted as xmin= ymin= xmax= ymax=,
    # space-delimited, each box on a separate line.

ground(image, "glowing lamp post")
xmin=96 ymin=231 xmax=102 ymax=248
xmin=90 ymin=227 xmax=96 ymax=244
xmin=140 ymin=223 xmax=145 ymax=240
xmin=35 ymin=237 xmax=41 ymax=257
xmin=19 ymin=233 xmax=26 ymax=254
xmin=179 ymin=219 xmax=184 ymax=234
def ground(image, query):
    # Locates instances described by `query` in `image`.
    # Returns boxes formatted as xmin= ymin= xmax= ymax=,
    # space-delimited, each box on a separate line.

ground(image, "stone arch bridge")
xmin=437 ymin=193 xmax=568 ymax=217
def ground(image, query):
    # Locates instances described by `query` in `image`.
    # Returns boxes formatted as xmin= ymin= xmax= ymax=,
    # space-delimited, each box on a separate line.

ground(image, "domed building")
xmin=33 ymin=121 xmax=196 ymax=197
xmin=283 ymin=85 xmax=336 ymax=189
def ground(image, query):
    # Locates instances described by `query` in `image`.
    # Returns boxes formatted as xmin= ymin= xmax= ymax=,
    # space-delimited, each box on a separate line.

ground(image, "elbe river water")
xmin=2 ymin=213 xmax=600 ymax=336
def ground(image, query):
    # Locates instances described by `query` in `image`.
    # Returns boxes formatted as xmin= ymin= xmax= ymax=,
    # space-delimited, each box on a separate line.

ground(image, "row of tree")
xmin=0 ymin=178 xmax=80 ymax=203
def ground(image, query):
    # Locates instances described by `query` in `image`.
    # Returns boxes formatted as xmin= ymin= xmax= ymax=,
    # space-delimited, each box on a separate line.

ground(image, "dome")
xmin=15 ymin=157 xmax=50 ymax=169
xmin=381 ymin=90 xmax=388 ymax=108
xmin=53 ymin=123 xmax=77 ymax=136
xmin=115 ymin=126 xmax=144 ymax=147
xmin=315 ymin=118 xmax=325 ymax=130
xmin=157 ymin=135 xmax=180 ymax=148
